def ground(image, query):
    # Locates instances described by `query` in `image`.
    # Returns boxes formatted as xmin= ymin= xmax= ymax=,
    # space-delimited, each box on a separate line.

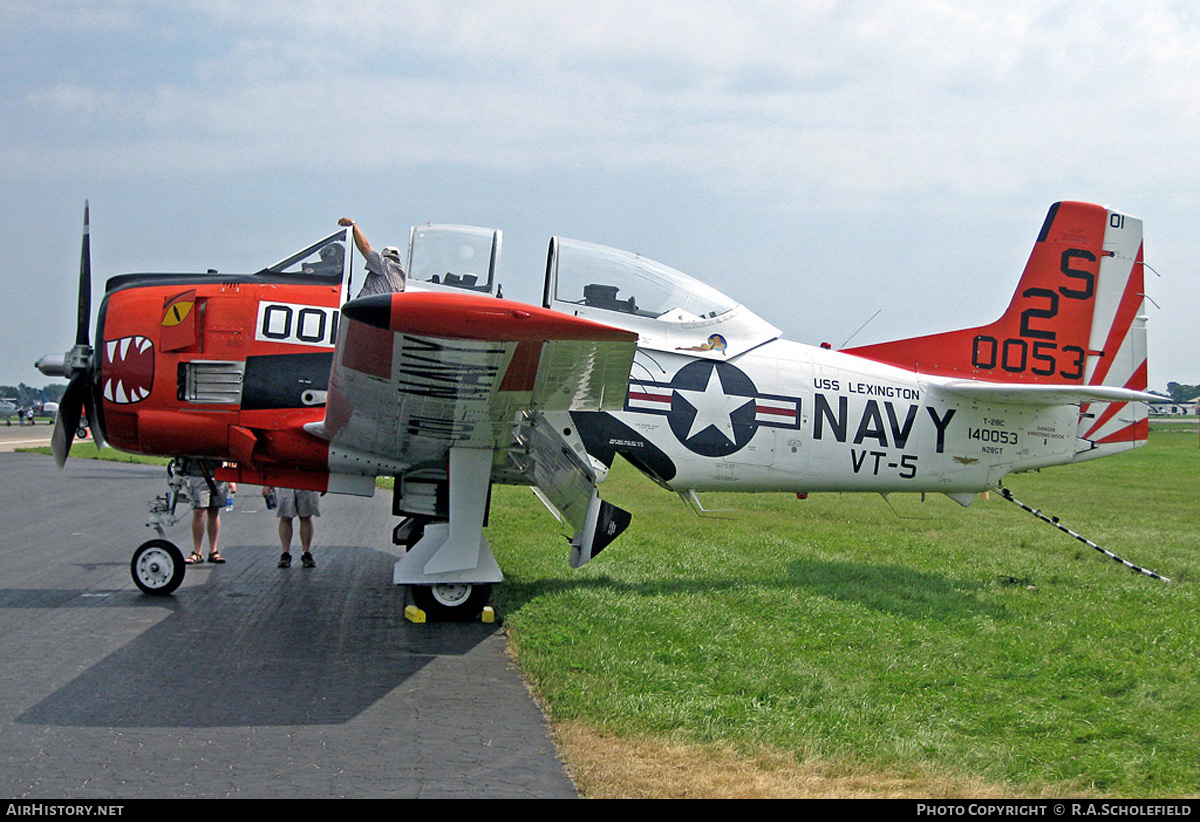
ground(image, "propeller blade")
xmin=82 ymin=385 xmax=105 ymax=451
xmin=76 ymin=201 xmax=91 ymax=347
xmin=52 ymin=376 xmax=87 ymax=469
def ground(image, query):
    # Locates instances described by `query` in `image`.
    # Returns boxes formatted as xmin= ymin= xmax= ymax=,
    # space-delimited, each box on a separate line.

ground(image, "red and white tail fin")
xmin=844 ymin=201 xmax=1149 ymax=449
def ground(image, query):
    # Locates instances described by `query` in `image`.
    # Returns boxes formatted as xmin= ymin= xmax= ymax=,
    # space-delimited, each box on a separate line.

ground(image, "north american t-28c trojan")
xmin=37 ymin=201 xmax=1157 ymax=618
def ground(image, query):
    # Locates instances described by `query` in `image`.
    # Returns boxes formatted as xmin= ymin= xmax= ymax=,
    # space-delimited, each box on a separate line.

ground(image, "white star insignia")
xmin=673 ymin=366 xmax=753 ymax=445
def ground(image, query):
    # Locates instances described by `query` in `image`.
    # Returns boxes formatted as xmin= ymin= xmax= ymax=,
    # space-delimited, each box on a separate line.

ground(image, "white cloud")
xmin=7 ymin=1 xmax=1199 ymax=208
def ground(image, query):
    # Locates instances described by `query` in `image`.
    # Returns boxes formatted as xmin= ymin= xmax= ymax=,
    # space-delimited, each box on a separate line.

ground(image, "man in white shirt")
xmin=338 ymin=217 xmax=406 ymax=296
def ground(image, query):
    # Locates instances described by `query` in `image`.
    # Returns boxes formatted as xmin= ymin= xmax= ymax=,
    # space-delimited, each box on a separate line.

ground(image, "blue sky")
xmin=3 ymin=1 xmax=1197 ymax=390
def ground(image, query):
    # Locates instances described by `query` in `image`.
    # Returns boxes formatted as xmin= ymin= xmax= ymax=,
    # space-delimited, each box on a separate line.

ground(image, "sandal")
xmin=207 ymin=552 xmax=225 ymax=564
xmin=185 ymin=552 xmax=204 ymax=564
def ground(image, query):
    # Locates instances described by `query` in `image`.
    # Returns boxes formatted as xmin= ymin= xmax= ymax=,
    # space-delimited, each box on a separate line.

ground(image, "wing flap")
xmin=531 ymin=336 xmax=636 ymax=412
xmin=519 ymin=411 xmax=632 ymax=567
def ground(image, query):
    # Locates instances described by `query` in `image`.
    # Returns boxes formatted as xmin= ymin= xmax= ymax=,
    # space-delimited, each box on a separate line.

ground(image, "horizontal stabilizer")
xmin=935 ymin=380 xmax=1159 ymax=407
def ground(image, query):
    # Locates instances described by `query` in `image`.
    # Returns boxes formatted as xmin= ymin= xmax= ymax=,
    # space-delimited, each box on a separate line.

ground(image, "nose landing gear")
xmin=130 ymin=458 xmax=195 ymax=595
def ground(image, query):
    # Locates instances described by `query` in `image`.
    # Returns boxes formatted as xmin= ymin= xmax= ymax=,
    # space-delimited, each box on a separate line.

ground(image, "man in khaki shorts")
xmin=188 ymin=459 xmax=234 ymax=564
xmin=263 ymin=486 xmax=320 ymax=568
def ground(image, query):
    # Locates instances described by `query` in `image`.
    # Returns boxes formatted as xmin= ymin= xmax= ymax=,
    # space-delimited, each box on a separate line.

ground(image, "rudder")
xmin=1076 ymin=206 xmax=1148 ymax=451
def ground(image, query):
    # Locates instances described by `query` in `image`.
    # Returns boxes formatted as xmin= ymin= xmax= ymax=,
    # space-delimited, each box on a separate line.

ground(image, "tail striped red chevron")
xmin=844 ymin=201 xmax=1148 ymax=449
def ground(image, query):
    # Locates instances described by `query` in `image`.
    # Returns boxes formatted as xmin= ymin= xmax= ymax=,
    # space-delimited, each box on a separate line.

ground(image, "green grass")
xmin=18 ymin=443 xmax=172 ymax=465
xmin=488 ymin=429 xmax=1200 ymax=795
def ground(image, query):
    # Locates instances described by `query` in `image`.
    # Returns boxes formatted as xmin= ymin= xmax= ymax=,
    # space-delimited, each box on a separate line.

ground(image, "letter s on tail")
xmin=844 ymin=201 xmax=1149 ymax=452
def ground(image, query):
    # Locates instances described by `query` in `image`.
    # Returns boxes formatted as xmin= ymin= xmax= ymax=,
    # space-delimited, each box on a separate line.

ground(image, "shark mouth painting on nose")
xmin=102 ymin=335 xmax=155 ymax=403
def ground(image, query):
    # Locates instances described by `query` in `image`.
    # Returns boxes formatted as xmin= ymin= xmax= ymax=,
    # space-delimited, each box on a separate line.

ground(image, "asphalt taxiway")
xmin=0 ymin=422 xmax=52 ymax=452
xmin=0 ymin=452 xmax=577 ymax=798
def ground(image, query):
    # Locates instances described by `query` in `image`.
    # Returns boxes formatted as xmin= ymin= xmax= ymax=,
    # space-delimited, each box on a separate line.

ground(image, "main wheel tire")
xmin=131 ymin=539 xmax=186 ymax=596
xmin=410 ymin=583 xmax=492 ymax=622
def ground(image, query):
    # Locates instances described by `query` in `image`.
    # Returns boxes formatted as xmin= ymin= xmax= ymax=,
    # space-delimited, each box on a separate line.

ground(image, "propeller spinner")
xmin=36 ymin=202 xmax=105 ymax=467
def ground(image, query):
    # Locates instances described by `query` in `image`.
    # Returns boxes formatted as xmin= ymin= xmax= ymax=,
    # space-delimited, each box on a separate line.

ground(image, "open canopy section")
xmin=260 ymin=228 xmax=352 ymax=285
xmin=406 ymin=224 xmax=502 ymax=297
xmin=544 ymin=237 xmax=779 ymax=358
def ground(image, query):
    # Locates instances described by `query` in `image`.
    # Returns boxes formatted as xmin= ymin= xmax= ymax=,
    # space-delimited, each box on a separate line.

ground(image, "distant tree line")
xmin=1165 ymin=382 xmax=1200 ymax=403
xmin=0 ymin=383 xmax=66 ymax=408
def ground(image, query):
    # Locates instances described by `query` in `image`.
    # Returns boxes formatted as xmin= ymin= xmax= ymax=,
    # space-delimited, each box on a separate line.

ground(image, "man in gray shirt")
xmin=338 ymin=217 xmax=407 ymax=296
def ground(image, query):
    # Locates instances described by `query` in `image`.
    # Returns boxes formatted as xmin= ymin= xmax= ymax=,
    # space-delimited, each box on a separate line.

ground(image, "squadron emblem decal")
xmin=627 ymin=360 xmax=800 ymax=457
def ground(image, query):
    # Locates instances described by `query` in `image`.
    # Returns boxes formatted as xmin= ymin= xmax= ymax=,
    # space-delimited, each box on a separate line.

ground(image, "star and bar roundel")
xmin=626 ymin=360 xmax=801 ymax=457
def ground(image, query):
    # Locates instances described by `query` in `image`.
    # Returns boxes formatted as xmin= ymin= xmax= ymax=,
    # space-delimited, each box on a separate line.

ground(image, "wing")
xmin=304 ymin=290 xmax=638 ymax=568
xmin=307 ymin=290 xmax=635 ymax=462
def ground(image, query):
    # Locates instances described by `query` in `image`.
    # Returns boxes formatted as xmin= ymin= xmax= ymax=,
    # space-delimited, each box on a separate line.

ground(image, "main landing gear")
xmin=393 ymin=514 xmax=495 ymax=622
xmin=391 ymin=448 xmax=502 ymax=622
xmin=409 ymin=583 xmax=494 ymax=622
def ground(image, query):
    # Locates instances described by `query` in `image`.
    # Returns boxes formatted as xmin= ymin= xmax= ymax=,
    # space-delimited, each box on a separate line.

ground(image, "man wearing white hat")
xmin=338 ymin=217 xmax=407 ymax=297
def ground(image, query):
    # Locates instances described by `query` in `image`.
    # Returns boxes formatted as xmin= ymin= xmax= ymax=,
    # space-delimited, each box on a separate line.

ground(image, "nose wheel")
xmin=131 ymin=539 xmax=186 ymax=595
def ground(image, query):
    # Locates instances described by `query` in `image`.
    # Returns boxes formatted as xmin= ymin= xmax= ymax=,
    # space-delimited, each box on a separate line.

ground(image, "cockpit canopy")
xmin=548 ymin=238 xmax=736 ymax=321
xmin=405 ymin=224 xmax=502 ymax=297
xmin=543 ymin=237 xmax=779 ymax=358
